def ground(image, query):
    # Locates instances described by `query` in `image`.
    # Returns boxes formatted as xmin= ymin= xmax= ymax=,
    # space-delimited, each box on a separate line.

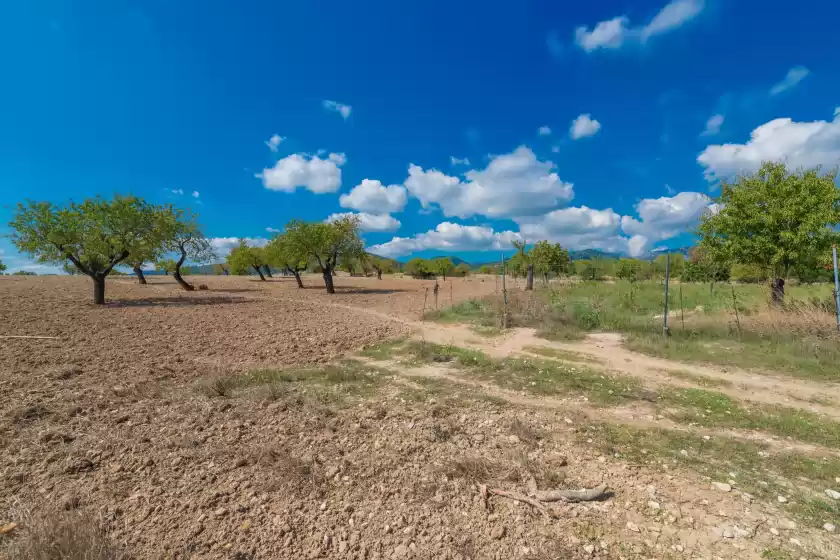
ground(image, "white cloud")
xmin=450 ymin=156 xmax=470 ymax=166
xmin=702 ymin=114 xmax=724 ymax=136
xmin=538 ymin=126 xmax=552 ymax=136
xmin=516 ymin=206 xmax=638 ymax=255
xmin=327 ymin=212 xmax=401 ymax=233
xmin=368 ymin=222 xmax=521 ymax=258
xmin=575 ymin=0 xmax=704 ymax=52
xmin=209 ymin=237 xmax=269 ymax=257
xmin=404 ymin=146 xmax=574 ymax=219
xmin=697 ymin=108 xmax=840 ymax=181
xmin=570 ymin=114 xmax=601 ymax=140
xmin=264 ymin=134 xmax=285 ymax=152
xmin=769 ymin=66 xmax=810 ymax=96
xmin=192 ymin=190 xmax=200 ymax=198
xmin=265 ymin=227 xmax=281 ymax=233
xmin=620 ymin=192 xmax=712 ymax=244
xmin=322 ymin=100 xmax=352 ymax=120
xmin=339 ymin=179 xmax=407 ymax=214
xmin=575 ymin=16 xmax=630 ymax=52
xmin=256 ymin=152 xmax=345 ymax=193
xmin=170 ymin=188 xmax=184 ymax=195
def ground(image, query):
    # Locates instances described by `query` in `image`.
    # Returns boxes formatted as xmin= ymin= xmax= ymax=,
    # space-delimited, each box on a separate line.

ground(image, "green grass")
xmin=424 ymin=299 xmax=497 ymax=326
xmin=522 ymin=345 xmax=602 ymax=364
xmin=658 ymin=387 xmax=840 ymax=448
xmin=579 ymin=422 xmax=840 ymax=530
xmin=662 ymin=368 xmax=733 ymax=388
xmin=357 ymin=338 xmax=407 ymax=360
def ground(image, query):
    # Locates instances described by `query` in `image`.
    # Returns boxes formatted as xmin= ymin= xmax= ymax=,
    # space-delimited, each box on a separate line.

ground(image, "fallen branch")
xmin=0 ymin=335 xmax=60 ymax=340
xmin=533 ymin=484 xmax=609 ymax=503
xmin=487 ymin=488 xmax=559 ymax=519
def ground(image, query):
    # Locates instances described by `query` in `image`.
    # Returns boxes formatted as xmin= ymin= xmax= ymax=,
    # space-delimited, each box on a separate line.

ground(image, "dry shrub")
xmin=445 ymin=455 xmax=517 ymax=482
xmin=199 ymin=375 xmax=236 ymax=398
xmin=508 ymin=417 xmax=543 ymax=444
xmin=743 ymin=303 xmax=838 ymax=338
xmin=3 ymin=507 xmax=125 ymax=560
xmin=198 ymin=284 xmax=209 ymax=291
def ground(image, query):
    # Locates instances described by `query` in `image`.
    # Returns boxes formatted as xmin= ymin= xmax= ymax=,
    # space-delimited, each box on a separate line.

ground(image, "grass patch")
xmin=522 ymin=345 xmax=601 ymax=364
xmin=662 ymin=368 xmax=733 ymax=388
xmin=425 ymin=299 xmax=497 ymax=326
xmin=579 ymin=422 xmax=840 ymax=529
xmin=658 ymin=387 xmax=840 ymax=448
xmin=358 ymin=338 xmax=406 ymax=360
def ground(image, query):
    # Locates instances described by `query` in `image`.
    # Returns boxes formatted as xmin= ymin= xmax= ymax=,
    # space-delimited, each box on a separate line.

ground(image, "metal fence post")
xmin=833 ymin=245 xmax=840 ymax=332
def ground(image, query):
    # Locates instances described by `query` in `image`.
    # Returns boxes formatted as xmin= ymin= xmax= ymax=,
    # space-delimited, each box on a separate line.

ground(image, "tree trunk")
xmin=293 ymin=270 xmax=304 ymax=288
xmin=252 ymin=265 xmax=266 ymax=281
xmin=323 ymin=264 xmax=336 ymax=294
xmin=92 ymin=275 xmax=106 ymax=305
xmin=376 ymin=268 xmax=382 ymax=280
xmin=525 ymin=264 xmax=534 ymax=291
xmin=543 ymin=272 xmax=549 ymax=285
xmin=173 ymin=270 xmax=194 ymax=291
xmin=134 ymin=266 xmax=147 ymax=285
xmin=263 ymin=265 xmax=273 ymax=279
xmin=771 ymin=278 xmax=785 ymax=306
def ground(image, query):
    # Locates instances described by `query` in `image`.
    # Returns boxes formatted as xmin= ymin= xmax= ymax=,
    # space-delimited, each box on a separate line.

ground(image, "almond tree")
xmin=284 ymin=216 xmax=363 ymax=293
xmin=531 ymin=240 xmax=570 ymax=284
xmin=227 ymin=240 xmax=267 ymax=281
xmin=9 ymin=195 xmax=164 ymax=304
xmin=512 ymin=241 xmax=534 ymax=290
xmin=264 ymin=234 xmax=308 ymax=288
xmin=167 ymin=220 xmax=215 ymax=291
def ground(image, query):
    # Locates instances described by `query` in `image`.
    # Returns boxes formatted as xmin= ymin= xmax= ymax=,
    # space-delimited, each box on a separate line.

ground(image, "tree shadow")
xmin=106 ymin=296 xmax=249 ymax=308
xmin=298 ymin=286 xmax=410 ymax=295
xmin=212 ymin=288 xmax=259 ymax=293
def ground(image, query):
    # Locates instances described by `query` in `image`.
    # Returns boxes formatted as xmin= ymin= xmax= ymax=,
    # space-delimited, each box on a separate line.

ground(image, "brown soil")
xmin=1 ymin=275 xmax=837 ymax=560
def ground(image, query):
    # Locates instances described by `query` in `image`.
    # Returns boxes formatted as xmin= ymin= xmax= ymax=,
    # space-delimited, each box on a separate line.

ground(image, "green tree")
xmin=365 ymin=254 xmax=396 ymax=279
xmin=682 ymin=246 xmax=731 ymax=284
xmin=282 ymin=216 xmax=363 ymax=293
xmin=652 ymin=254 xmax=685 ymax=279
xmin=0 ymin=259 xmax=6 ymax=274
xmin=12 ymin=270 xmax=37 ymax=276
xmin=126 ymin=205 xmax=180 ymax=285
xmin=264 ymin=234 xmax=308 ymax=288
xmin=404 ymin=258 xmax=432 ymax=279
xmin=62 ymin=262 xmax=83 ymax=275
xmin=227 ymin=240 xmax=268 ymax=281
xmin=530 ymin=240 xmax=570 ymax=283
xmin=615 ymin=259 xmax=642 ymax=282
xmin=9 ymin=195 xmax=162 ymax=304
xmin=432 ymin=257 xmax=454 ymax=280
xmin=156 ymin=258 xmax=177 ymax=275
xmin=512 ymin=241 xmax=534 ymax=290
xmin=165 ymin=216 xmax=215 ymax=290
xmin=478 ymin=264 xmax=493 ymax=275
xmin=453 ymin=263 xmax=471 ymax=277
xmin=699 ymin=162 xmax=840 ymax=300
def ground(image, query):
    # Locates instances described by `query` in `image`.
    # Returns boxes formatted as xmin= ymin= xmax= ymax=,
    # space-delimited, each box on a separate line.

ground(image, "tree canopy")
xmin=9 ymin=195 xmax=164 ymax=304
xmin=264 ymin=233 xmax=309 ymax=287
xmin=698 ymin=162 xmax=840 ymax=279
xmin=227 ymin=240 xmax=267 ymax=281
xmin=530 ymin=241 xmax=570 ymax=282
xmin=0 ymin=259 xmax=6 ymax=274
xmin=283 ymin=216 xmax=363 ymax=293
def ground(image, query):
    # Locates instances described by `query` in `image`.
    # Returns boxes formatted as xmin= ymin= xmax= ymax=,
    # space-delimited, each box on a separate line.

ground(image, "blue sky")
xmin=2 ymin=0 xmax=839 ymax=272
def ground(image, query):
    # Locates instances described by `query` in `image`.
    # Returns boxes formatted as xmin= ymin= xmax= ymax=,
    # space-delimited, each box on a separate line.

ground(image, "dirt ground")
xmin=1 ymin=275 xmax=838 ymax=559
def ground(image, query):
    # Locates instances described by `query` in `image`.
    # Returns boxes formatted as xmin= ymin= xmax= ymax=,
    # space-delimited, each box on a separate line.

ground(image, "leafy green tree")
xmin=165 ymin=216 xmax=215 ymax=290
xmin=0 ymin=259 xmax=6 ymax=274
xmin=9 ymin=195 xmax=162 ymax=304
xmin=478 ymin=265 xmax=493 ymax=275
xmin=283 ymin=216 xmax=363 ymax=293
xmin=126 ymin=205 xmax=180 ymax=285
xmin=12 ymin=270 xmax=36 ymax=276
xmin=699 ymin=162 xmax=840 ymax=300
xmin=531 ymin=240 xmax=570 ymax=283
xmin=62 ymin=262 xmax=83 ymax=275
xmin=512 ymin=241 xmax=534 ymax=290
xmin=404 ymin=258 xmax=432 ymax=279
xmin=682 ymin=246 xmax=731 ymax=283
xmin=652 ymin=254 xmax=685 ymax=279
xmin=453 ymin=263 xmax=471 ymax=277
xmin=264 ymin=234 xmax=308 ymax=288
xmin=227 ymin=240 xmax=267 ymax=281
xmin=156 ymin=259 xmax=177 ymax=275
xmin=615 ymin=259 xmax=642 ymax=282
xmin=432 ymin=257 xmax=454 ymax=280
xmin=365 ymin=254 xmax=396 ymax=279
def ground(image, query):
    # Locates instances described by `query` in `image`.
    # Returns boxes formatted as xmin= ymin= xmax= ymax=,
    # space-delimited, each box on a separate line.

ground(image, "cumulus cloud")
xmin=368 ymin=222 xmax=521 ymax=258
xmin=322 ymin=100 xmax=352 ymax=119
xmin=264 ymin=134 xmax=284 ymax=152
xmin=570 ymin=114 xmax=601 ymax=140
xmin=404 ymin=146 xmax=574 ymax=219
xmin=575 ymin=0 xmax=704 ymax=52
xmin=339 ymin=179 xmax=407 ymax=214
xmin=209 ymin=237 xmax=269 ymax=257
xmin=538 ymin=126 xmax=552 ymax=136
xmin=450 ymin=156 xmax=470 ymax=166
xmin=769 ymin=66 xmax=810 ymax=96
xmin=697 ymin=108 xmax=840 ymax=181
xmin=265 ymin=227 xmax=281 ymax=233
xmin=516 ymin=206 xmax=640 ymax=255
xmin=256 ymin=152 xmax=345 ymax=193
xmin=702 ymin=114 xmax=724 ymax=136
xmin=327 ymin=212 xmax=401 ymax=233
xmin=620 ymin=192 xmax=712 ymax=244
xmin=192 ymin=190 xmax=200 ymax=198
xmin=170 ymin=188 xmax=184 ymax=195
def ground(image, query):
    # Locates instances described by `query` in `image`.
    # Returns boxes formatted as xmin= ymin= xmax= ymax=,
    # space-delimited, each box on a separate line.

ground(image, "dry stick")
xmin=0 ymin=335 xmax=60 ymax=340
xmin=731 ymin=285 xmax=742 ymax=338
xmin=486 ymin=488 xmax=557 ymax=519
xmin=533 ymin=484 xmax=609 ymax=503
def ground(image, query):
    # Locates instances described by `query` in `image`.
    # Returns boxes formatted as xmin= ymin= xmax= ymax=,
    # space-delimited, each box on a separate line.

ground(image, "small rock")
xmin=393 ymin=544 xmax=409 ymax=558
xmin=490 ymin=525 xmax=506 ymax=540
xmin=675 ymin=544 xmax=684 ymax=552
xmin=583 ymin=544 xmax=595 ymax=555
xmin=507 ymin=435 xmax=520 ymax=444
xmin=824 ymin=523 xmax=836 ymax=533
xmin=326 ymin=466 xmax=340 ymax=479
xmin=564 ymin=418 xmax=573 ymax=425
xmin=770 ymin=528 xmax=780 ymax=536
xmin=648 ymin=501 xmax=661 ymax=510
xmin=722 ymin=529 xmax=734 ymax=539
xmin=214 ymin=508 xmax=227 ymax=517
xmin=626 ymin=522 xmax=640 ymax=533
xmin=171 ymin=457 xmax=183 ymax=467
xmin=712 ymin=482 xmax=732 ymax=492
xmin=777 ymin=496 xmax=788 ymax=503
xmin=825 ymin=489 xmax=840 ymax=500
xmin=110 ymin=464 xmax=123 ymax=474
xmin=319 ymin=501 xmax=327 ymax=511
xmin=789 ymin=538 xmax=803 ymax=547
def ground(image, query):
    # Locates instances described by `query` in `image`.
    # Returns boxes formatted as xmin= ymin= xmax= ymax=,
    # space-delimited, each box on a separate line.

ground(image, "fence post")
xmin=679 ymin=282 xmax=685 ymax=331
xmin=501 ymin=255 xmax=509 ymax=329
xmin=833 ymin=245 xmax=840 ymax=332
xmin=731 ymin=285 xmax=742 ymax=338
xmin=663 ymin=252 xmax=670 ymax=337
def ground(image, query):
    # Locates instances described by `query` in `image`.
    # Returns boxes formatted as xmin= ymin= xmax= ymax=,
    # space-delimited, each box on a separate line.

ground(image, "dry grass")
xmin=508 ymin=417 xmax=544 ymax=444
xmin=3 ymin=507 xmax=125 ymax=560
xmin=445 ymin=456 xmax=518 ymax=482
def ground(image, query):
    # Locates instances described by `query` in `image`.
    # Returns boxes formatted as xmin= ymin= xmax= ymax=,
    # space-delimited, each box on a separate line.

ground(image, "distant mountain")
xmin=569 ymin=249 xmax=620 ymax=260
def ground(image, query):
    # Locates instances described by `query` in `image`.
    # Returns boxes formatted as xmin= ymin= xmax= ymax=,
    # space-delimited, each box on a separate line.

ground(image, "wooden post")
xmin=422 ymin=288 xmax=428 ymax=317
xmin=833 ymin=245 xmax=840 ymax=332
xmin=501 ymin=255 xmax=509 ymax=329
xmin=663 ymin=252 xmax=670 ymax=337
xmin=679 ymin=282 xmax=685 ymax=331
xmin=731 ymin=285 xmax=741 ymax=338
